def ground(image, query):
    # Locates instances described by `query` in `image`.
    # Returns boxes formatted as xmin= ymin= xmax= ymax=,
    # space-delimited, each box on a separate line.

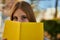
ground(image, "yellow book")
xmin=3 ymin=20 xmax=44 ymax=40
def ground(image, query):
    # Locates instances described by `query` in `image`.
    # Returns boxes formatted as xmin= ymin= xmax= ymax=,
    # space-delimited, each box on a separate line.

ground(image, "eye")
xmin=13 ymin=16 xmax=18 ymax=21
xmin=21 ymin=15 xmax=27 ymax=20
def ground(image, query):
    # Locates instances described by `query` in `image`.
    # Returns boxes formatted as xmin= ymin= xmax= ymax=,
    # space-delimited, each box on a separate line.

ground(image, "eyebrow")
xmin=21 ymin=15 xmax=27 ymax=17
xmin=13 ymin=16 xmax=18 ymax=19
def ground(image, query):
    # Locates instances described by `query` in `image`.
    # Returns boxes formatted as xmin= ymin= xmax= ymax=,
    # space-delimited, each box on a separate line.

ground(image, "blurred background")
xmin=0 ymin=0 xmax=60 ymax=40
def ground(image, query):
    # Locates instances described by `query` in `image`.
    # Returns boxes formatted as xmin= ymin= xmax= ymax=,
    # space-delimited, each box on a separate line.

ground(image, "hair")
xmin=10 ymin=1 xmax=36 ymax=22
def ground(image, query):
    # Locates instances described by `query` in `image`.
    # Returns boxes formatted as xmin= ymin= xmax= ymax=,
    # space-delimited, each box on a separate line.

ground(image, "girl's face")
xmin=13 ymin=9 xmax=29 ymax=22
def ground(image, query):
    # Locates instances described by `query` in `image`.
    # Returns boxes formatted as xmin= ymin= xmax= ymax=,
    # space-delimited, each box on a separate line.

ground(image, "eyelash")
xmin=22 ymin=16 xmax=27 ymax=18
xmin=13 ymin=17 xmax=18 ymax=20
xmin=13 ymin=16 xmax=27 ymax=20
xmin=21 ymin=16 xmax=27 ymax=20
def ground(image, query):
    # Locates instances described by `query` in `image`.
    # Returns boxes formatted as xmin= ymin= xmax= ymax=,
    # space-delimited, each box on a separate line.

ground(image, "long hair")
xmin=10 ymin=1 xmax=36 ymax=22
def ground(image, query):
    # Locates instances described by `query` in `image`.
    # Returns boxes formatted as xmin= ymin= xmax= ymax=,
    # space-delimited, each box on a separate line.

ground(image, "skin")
xmin=3 ymin=1 xmax=36 ymax=40
xmin=12 ymin=9 xmax=29 ymax=22
xmin=3 ymin=9 xmax=29 ymax=40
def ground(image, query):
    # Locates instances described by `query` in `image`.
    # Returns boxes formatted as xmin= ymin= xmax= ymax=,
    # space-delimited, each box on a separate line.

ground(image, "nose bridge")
xmin=18 ymin=17 xmax=22 ymax=22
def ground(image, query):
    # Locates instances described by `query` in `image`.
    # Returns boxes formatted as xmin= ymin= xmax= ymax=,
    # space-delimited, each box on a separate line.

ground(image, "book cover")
xmin=3 ymin=20 xmax=44 ymax=40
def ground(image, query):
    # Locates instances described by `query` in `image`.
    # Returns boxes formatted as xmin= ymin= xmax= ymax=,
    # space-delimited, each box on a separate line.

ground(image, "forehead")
xmin=13 ymin=9 xmax=26 ymax=16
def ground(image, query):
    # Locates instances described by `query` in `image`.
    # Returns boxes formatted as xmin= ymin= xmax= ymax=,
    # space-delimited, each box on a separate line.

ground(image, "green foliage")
xmin=41 ymin=20 xmax=60 ymax=36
